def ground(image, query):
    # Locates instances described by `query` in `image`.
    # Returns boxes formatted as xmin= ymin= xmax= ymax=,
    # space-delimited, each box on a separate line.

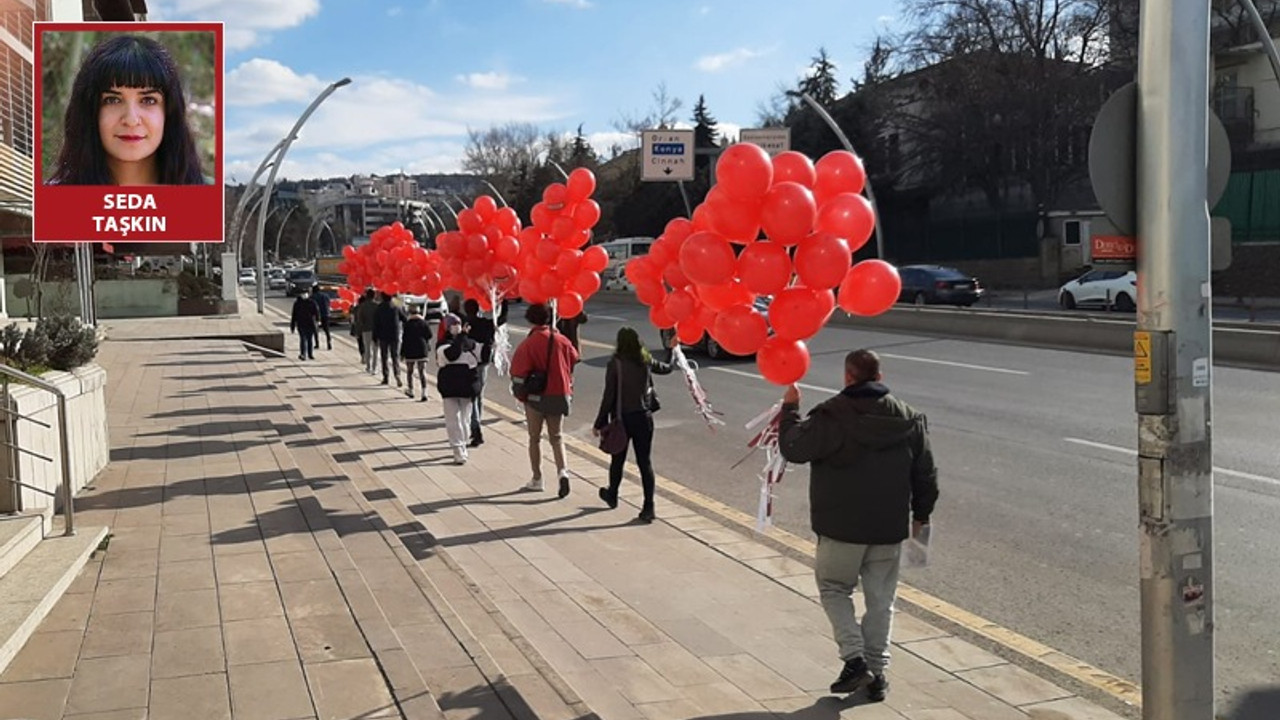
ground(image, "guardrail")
xmin=0 ymin=364 xmax=75 ymax=536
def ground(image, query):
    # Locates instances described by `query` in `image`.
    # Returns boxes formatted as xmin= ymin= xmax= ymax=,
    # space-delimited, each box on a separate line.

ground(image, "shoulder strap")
xmin=544 ymin=326 xmax=556 ymax=367
xmin=614 ymin=359 xmax=623 ymax=417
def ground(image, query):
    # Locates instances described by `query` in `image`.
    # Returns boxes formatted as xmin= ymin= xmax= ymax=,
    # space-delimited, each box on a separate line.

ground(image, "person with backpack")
xmin=400 ymin=305 xmax=432 ymax=401
xmin=437 ymin=314 xmax=482 ymax=465
xmin=591 ymin=327 xmax=675 ymax=523
xmin=510 ymin=303 xmax=579 ymax=498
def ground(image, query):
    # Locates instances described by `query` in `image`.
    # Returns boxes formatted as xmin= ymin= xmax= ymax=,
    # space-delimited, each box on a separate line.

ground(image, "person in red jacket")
xmin=510 ymin=303 xmax=580 ymax=497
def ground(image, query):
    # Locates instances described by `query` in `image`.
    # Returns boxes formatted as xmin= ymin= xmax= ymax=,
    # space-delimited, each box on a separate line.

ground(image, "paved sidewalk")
xmin=261 ymin=321 xmax=1131 ymax=720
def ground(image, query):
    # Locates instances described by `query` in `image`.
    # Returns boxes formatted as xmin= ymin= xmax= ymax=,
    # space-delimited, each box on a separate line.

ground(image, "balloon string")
xmin=745 ymin=402 xmax=788 ymax=531
xmin=671 ymin=345 xmax=725 ymax=430
xmin=490 ymin=286 xmax=513 ymax=377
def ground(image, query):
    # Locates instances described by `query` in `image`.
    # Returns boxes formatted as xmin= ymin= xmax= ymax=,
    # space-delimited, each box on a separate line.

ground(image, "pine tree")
xmin=691 ymin=94 xmax=720 ymax=149
xmin=568 ymin=124 xmax=599 ymax=169
xmin=798 ymin=47 xmax=839 ymax=106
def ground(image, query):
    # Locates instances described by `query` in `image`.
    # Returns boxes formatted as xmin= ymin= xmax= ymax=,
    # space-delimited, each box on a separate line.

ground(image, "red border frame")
xmin=32 ymin=22 xmax=225 ymax=243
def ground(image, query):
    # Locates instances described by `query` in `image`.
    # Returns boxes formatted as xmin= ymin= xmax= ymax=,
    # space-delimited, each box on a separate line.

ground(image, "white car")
xmin=268 ymin=270 xmax=287 ymax=290
xmin=238 ymin=269 xmax=256 ymax=286
xmin=1058 ymin=269 xmax=1136 ymax=312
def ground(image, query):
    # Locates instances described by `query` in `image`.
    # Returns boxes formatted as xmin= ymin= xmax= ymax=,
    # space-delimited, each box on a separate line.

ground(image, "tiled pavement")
xmin=0 ymin=313 xmax=1132 ymax=720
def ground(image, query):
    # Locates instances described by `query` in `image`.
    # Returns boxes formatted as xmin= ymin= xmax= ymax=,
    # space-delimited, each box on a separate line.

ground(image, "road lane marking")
xmin=1065 ymin=437 xmax=1280 ymax=487
xmin=591 ymin=314 xmax=630 ymax=322
xmin=707 ymin=366 xmax=839 ymax=395
xmin=878 ymin=353 xmax=1030 ymax=376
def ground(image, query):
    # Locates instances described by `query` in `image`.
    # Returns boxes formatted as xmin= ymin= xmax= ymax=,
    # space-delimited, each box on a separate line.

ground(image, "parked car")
xmin=238 ymin=268 xmax=256 ymax=286
xmin=659 ymin=296 xmax=773 ymax=360
xmin=897 ymin=265 xmax=984 ymax=307
xmin=286 ymin=269 xmax=317 ymax=296
xmin=1058 ymin=269 xmax=1137 ymax=311
xmin=268 ymin=269 xmax=287 ymax=291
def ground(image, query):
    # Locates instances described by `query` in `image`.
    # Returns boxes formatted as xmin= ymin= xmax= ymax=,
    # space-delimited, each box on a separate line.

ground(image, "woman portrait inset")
xmin=49 ymin=35 xmax=205 ymax=186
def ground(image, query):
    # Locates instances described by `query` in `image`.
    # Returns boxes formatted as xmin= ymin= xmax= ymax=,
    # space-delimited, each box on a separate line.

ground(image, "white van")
xmin=598 ymin=237 xmax=654 ymax=290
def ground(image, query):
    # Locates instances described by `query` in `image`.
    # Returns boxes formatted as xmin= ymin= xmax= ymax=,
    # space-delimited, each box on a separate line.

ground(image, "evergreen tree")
xmin=798 ymin=47 xmax=839 ymax=106
xmin=691 ymin=95 xmax=720 ymax=149
xmin=568 ymin=124 xmax=600 ymax=169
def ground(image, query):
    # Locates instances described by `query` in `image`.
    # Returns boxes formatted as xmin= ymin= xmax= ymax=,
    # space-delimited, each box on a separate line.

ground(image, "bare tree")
xmin=461 ymin=122 xmax=543 ymax=201
xmin=756 ymin=81 xmax=798 ymax=127
xmin=613 ymin=82 xmax=685 ymax=133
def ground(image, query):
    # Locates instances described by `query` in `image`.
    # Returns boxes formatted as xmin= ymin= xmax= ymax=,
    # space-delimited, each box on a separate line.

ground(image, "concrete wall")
xmin=3 ymin=276 xmax=178 ymax=319
xmin=0 ymin=365 xmax=108 ymax=528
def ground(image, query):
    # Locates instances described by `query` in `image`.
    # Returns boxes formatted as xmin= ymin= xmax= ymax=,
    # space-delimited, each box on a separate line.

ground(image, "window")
xmin=1064 ymin=220 xmax=1082 ymax=246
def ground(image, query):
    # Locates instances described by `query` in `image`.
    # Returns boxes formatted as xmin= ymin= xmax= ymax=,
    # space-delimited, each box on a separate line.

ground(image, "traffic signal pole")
xmin=1135 ymin=0 xmax=1216 ymax=717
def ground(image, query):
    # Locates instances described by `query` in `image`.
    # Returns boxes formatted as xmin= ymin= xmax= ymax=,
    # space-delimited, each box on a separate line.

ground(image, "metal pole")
xmin=274 ymin=203 xmax=302 ymax=261
xmin=55 ymin=394 xmax=74 ymax=536
xmin=1238 ymin=0 xmax=1280 ymax=87
xmin=256 ymin=79 xmax=352 ymax=313
xmin=789 ymin=91 xmax=887 ymax=261
xmin=1135 ymin=0 xmax=1214 ymax=718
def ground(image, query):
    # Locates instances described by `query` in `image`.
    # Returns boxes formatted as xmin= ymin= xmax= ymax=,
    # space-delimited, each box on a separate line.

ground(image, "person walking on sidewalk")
xmin=401 ymin=305 xmax=432 ymax=401
xmin=462 ymin=297 xmax=508 ymax=447
xmin=591 ymin=327 xmax=675 ymax=524
xmin=312 ymin=284 xmax=333 ymax=350
xmin=374 ymin=291 xmax=404 ymax=387
xmin=778 ymin=349 xmax=939 ymax=701
xmin=289 ymin=290 xmax=321 ymax=360
xmin=423 ymin=293 xmax=446 ymax=355
xmin=437 ymin=314 xmax=481 ymax=465
xmin=556 ymin=309 xmax=588 ymax=353
xmin=354 ymin=288 xmax=378 ymax=374
xmin=510 ymin=303 xmax=579 ymax=498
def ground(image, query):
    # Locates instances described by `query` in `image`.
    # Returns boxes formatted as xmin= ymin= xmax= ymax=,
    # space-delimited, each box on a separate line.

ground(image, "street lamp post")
xmin=255 ymin=77 xmax=352 ymax=313
xmin=274 ymin=203 xmax=303 ymax=261
xmin=786 ymin=91 xmax=887 ymax=261
xmin=223 ymin=137 xmax=286 ymax=302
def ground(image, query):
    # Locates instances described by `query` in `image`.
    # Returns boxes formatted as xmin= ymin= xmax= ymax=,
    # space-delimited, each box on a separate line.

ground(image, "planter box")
xmin=0 ymin=364 xmax=108 ymax=527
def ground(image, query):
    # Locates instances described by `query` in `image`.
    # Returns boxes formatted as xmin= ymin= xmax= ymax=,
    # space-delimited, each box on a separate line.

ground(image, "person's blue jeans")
xmin=299 ymin=330 xmax=315 ymax=359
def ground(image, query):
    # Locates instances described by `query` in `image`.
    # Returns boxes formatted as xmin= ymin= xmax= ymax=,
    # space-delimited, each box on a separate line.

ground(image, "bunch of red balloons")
xmin=626 ymin=144 xmax=902 ymax=386
xmin=432 ymin=195 xmax=523 ymax=311
xmin=513 ymin=167 xmax=610 ymax=318
xmin=337 ymin=221 xmax=442 ymax=301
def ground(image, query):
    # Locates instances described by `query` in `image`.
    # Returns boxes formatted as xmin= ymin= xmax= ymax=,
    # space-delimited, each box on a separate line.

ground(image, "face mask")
xmin=301 ymin=293 xmax=310 ymax=300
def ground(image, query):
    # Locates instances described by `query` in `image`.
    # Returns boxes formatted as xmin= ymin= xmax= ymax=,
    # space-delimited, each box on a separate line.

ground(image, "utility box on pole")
xmin=1134 ymin=1 xmax=1216 ymax=718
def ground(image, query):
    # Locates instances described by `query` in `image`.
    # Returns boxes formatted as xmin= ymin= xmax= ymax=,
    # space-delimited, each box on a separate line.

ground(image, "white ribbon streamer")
xmin=744 ymin=402 xmax=788 ymax=531
xmin=671 ymin=345 xmax=725 ymax=430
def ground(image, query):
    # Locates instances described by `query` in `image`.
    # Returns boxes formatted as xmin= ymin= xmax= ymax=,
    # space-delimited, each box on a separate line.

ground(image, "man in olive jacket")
xmin=779 ymin=349 xmax=938 ymax=702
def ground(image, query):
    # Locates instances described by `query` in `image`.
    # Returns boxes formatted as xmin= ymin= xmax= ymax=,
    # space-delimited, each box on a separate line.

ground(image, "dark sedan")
xmin=897 ymin=265 xmax=984 ymax=307
xmin=286 ymin=269 xmax=317 ymax=297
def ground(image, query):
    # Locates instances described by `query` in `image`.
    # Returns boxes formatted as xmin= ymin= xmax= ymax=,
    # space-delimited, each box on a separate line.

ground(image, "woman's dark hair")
xmin=50 ymin=34 xmax=204 ymax=185
xmin=525 ymin=303 xmax=550 ymax=326
xmin=614 ymin=326 xmax=651 ymax=366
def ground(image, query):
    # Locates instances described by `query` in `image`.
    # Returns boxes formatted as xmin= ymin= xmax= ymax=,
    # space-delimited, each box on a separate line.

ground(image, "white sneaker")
xmin=523 ymin=478 xmax=544 ymax=492
xmin=453 ymin=448 xmax=467 ymax=465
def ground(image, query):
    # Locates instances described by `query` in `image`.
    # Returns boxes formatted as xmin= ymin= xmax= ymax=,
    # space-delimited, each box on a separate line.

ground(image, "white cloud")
xmin=225 ymin=58 xmax=326 ymax=106
xmin=455 ymin=72 xmax=522 ymax=91
xmin=717 ymin=121 xmax=743 ymax=143
xmin=149 ymin=0 xmax=320 ymax=50
xmin=227 ymin=139 xmax=470 ymax=181
xmin=543 ymin=0 xmax=592 ymax=8
xmin=695 ymin=47 xmax=765 ymax=72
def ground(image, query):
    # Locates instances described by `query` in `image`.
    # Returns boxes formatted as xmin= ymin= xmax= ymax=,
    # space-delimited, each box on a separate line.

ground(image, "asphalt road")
xmin=267 ymin=292 xmax=1279 ymax=709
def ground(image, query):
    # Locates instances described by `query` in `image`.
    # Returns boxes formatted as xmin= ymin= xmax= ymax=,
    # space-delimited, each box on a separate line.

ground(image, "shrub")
xmin=0 ymin=324 xmax=21 ymax=358
xmin=14 ymin=327 xmax=49 ymax=369
xmin=37 ymin=316 xmax=98 ymax=371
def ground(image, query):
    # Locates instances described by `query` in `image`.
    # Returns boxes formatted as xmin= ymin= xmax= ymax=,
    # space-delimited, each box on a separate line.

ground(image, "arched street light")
xmin=255 ymin=77 xmax=353 ymax=313
xmin=274 ymin=203 xmax=304 ymax=261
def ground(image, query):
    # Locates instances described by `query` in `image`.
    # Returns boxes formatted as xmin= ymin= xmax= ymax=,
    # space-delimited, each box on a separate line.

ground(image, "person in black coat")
xmin=437 ymin=314 xmax=482 ymax=465
xmin=312 ymin=284 xmax=332 ymax=350
xmin=289 ymin=291 xmax=321 ymax=360
xmin=462 ymin=298 xmax=509 ymax=446
xmin=400 ymin=305 xmax=432 ymax=402
xmin=373 ymin=292 xmax=404 ymax=387
xmin=592 ymin=326 xmax=675 ymax=523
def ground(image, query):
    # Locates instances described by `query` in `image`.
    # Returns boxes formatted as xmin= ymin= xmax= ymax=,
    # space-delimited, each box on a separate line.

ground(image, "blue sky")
xmin=149 ymin=0 xmax=899 ymax=181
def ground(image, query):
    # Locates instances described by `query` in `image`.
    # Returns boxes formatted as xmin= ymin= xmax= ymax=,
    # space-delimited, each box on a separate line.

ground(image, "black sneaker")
xmin=468 ymin=435 xmax=484 ymax=448
xmin=557 ymin=475 xmax=570 ymax=499
xmin=636 ymin=507 xmax=655 ymax=524
xmin=867 ymin=673 xmax=888 ymax=702
xmin=830 ymin=657 xmax=873 ymax=695
xmin=598 ymin=487 xmax=618 ymax=509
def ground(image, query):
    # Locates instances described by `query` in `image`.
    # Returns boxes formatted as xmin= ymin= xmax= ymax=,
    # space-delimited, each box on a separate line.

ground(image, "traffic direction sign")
xmin=739 ymin=128 xmax=791 ymax=156
xmin=641 ymin=129 xmax=695 ymax=182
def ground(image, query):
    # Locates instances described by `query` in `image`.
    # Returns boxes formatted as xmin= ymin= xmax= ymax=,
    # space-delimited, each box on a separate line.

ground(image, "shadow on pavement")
xmin=148 ymin=404 xmax=289 ymax=419
xmin=76 ymin=469 xmax=342 ymax=512
xmin=110 ymin=438 xmax=268 ymax=461
xmin=1226 ymin=686 xmax=1280 ymax=720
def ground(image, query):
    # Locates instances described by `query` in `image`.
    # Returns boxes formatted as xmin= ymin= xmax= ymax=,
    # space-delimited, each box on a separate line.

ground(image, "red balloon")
xmin=662 ymin=261 xmax=691 ymax=291
xmin=769 ymin=286 xmax=830 ymax=341
xmin=636 ymin=280 xmax=667 ymax=307
xmin=536 ymin=239 xmax=561 ymax=266
xmin=551 ymin=216 xmax=576 ymax=244
xmin=341 ymin=245 xmax=356 ymax=259
xmin=814 ymin=151 xmax=867 ymax=206
xmin=530 ymin=203 xmax=554 ymax=232
xmin=539 ymin=272 xmax=565 ymax=298
xmin=679 ymin=231 xmax=737 ymax=287
xmin=664 ymin=217 xmax=695 ymax=245
xmin=555 ymin=249 xmax=583 ymax=279
xmin=558 ymin=291 xmax=584 ymax=319
xmin=757 ymin=337 xmax=810 ymax=385
xmin=816 ymin=193 xmax=876 ymax=252
xmin=474 ymin=195 xmax=498 ymax=221
xmin=543 ymin=183 xmax=568 ymax=209
xmin=582 ymin=245 xmax=609 ymax=273
xmin=573 ymin=200 xmax=601 ymax=231
xmin=716 ymin=142 xmax=774 ymax=200
xmin=704 ymin=186 xmax=762 ymax=244
xmin=649 ymin=304 xmax=677 ymax=330
xmin=737 ymin=241 xmax=793 ymax=296
xmin=838 ymin=260 xmax=902 ymax=317
xmin=494 ymin=235 xmax=520 ymax=263
xmin=625 ymin=256 xmax=659 ymax=286
xmin=711 ymin=304 xmax=769 ymax=356
xmin=520 ymin=276 xmax=546 ymax=304
xmin=690 ymin=203 xmax=713 ymax=233
xmin=664 ymin=288 xmax=697 ymax=322
xmin=567 ymin=168 xmax=597 ymax=201
xmin=458 ymin=208 xmax=482 ymax=234
xmin=572 ymin=270 xmax=602 ymax=297
xmin=760 ymin=182 xmax=817 ymax=246
xmin=676 ymin=316 xmax=708 ymax=345
xmin=648 ymin=238 xmax=675 ymax=271
xmin=772 ymin=151 xmax=817 ymax=188
xmin=466 ymin=233 xmax=489 ymax=257
xmin=495 ymin=207 xmax=521 ymax=235
xmin=794 ymin=232 xmax=852 ymax=289
xmin=697 ymin=279 xmax=754 ymax=312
